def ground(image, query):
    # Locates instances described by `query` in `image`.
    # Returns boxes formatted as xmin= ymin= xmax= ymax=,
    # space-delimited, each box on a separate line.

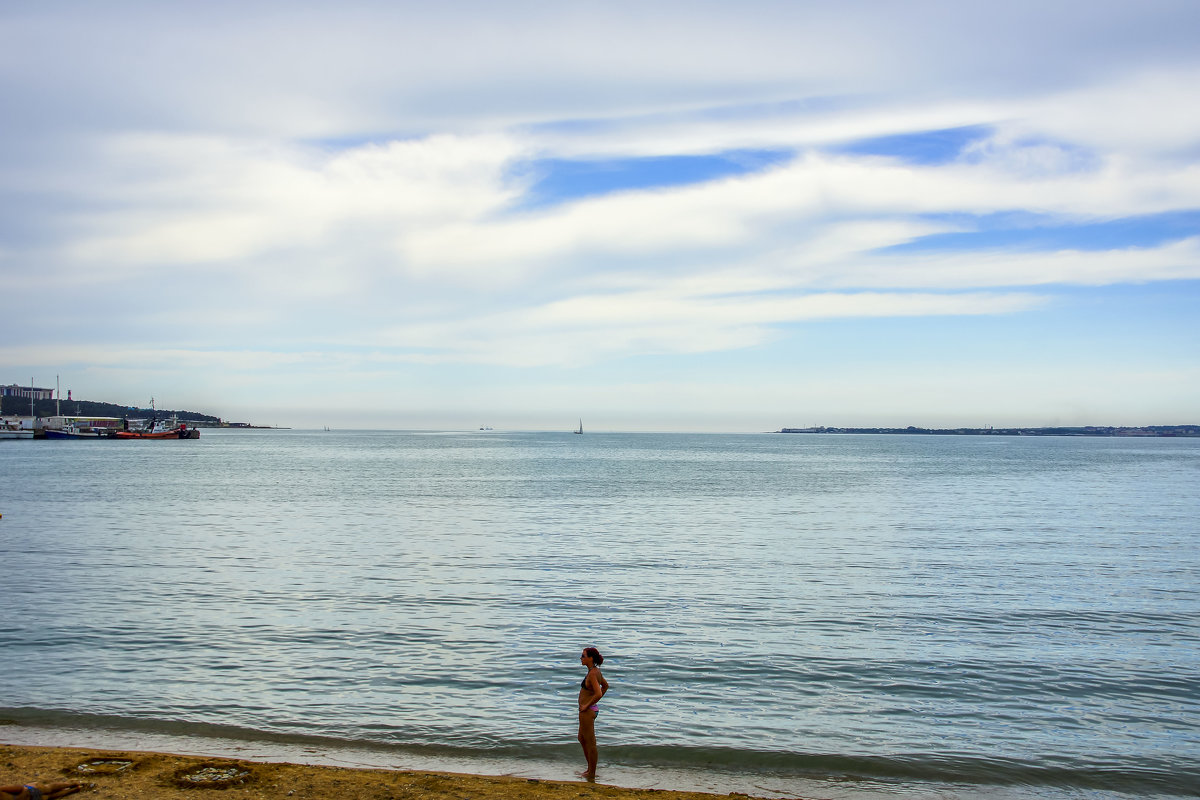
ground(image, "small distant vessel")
xmin=574 ymin=419 xmax=583 ymax=435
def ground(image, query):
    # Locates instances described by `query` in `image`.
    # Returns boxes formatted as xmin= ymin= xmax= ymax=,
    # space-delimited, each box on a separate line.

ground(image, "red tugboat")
xmin=113 ymin=419 xmax=200 ymax=439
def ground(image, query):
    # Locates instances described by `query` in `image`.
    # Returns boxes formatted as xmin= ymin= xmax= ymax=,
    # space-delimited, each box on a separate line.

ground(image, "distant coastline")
xmin=778 ymin=425 xmax=1200 ymax=437
xmin=1 ymin=392 xmax=286 ymax=429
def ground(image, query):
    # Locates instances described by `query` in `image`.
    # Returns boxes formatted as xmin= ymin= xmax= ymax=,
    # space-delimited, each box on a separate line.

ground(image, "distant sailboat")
xmin=574 ymin=419 xmax=583 ymax=434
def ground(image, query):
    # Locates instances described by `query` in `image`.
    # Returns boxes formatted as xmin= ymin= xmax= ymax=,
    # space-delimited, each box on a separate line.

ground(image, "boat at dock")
xmin=41 ymin=415 xmax=123 ymax=438
xmin=0 ymin=419 xmax=33 ymax=439
xmin=113 ymin=419 xmax=199 ymax=439
xmin=44 ymin=425 xmax=108 ymax=439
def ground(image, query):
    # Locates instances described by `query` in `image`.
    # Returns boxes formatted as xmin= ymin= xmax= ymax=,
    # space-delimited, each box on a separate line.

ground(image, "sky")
xmin=1 ymin=0 xmax=1198 ymax=431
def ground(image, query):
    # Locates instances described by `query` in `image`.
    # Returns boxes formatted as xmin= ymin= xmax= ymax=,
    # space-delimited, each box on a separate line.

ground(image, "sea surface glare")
xmin=2 ymin=430 xmax=1198 ymax=800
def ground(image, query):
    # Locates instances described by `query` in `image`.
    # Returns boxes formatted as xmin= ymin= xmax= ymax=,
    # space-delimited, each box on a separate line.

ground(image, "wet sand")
xmin=1 ymin=745 xmax=768 ymax=800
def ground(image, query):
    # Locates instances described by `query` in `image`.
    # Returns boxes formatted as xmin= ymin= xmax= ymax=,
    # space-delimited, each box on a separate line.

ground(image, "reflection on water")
xmin=2 ymin=430 xmax=1198 ymax=798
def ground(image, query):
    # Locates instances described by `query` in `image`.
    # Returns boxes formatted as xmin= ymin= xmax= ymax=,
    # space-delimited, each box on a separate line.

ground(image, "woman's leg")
xmin=577 ymin=709 xmax=598 ymax=778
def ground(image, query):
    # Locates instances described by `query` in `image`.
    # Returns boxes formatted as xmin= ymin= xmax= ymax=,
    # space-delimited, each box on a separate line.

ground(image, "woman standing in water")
xmin=577 ymin=646 xmax=609 ymax=779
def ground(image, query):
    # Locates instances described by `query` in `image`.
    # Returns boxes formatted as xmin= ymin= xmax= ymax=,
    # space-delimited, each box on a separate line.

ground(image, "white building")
xmin=1 ymin=383 xmax=54 ymax=400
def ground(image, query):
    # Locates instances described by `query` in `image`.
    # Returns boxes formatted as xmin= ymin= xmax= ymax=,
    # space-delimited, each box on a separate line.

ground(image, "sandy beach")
xmin=1 ymin=745 xmax=766 ymax=800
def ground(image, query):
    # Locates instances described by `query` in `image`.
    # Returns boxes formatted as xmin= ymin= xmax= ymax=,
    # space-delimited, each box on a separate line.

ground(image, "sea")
xmin=1 ymin=429 xmax=1197 ymax=800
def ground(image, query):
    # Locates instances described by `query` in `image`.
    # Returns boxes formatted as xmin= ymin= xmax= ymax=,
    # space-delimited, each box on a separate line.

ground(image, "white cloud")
xmin=3 ymin=1 xmax=1199 ymax=427
xmin=58 ymin=132 xmax=524 ymax=284
xmin=1019 ymin=68 xmax=1200 ymax=157
xmin=373 ymin=290 xmax=1045 ymax=367
xmin=397 ymin=149 xmax=1200 ymax=290
xmin=825 ymin=238 xmax=1200 ymax=290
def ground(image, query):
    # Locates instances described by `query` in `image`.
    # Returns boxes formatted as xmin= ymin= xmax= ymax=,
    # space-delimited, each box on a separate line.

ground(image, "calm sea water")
xmin=1 ymin=430 xmax=1197 ymax=799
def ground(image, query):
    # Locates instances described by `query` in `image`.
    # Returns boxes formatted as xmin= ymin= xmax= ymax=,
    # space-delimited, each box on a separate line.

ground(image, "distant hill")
xmin=779 ymin=424 xmax=1200 ymax=437
xmin=2 ymin=395 xmax=221 ymax=424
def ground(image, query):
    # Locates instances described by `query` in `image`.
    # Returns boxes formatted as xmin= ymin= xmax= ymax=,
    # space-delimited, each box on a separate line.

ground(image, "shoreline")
xmin=1 ymin=727 xmax=837 ymax=800
xmin=3 ymin=723 xmax=1194 ymax=800
xmin=0 ymin=743 xmax=766 ymax=800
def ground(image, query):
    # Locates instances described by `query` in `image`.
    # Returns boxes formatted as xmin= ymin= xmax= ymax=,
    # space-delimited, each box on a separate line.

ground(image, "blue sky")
xmin=1 ymin=1 xmax=1197 ymax=430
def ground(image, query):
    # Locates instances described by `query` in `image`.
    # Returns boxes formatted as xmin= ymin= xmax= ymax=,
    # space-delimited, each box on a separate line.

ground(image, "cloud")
xmin=1019 ymin=68 xmax=1200 ymax=157
xmin=839 ymin=238 xmax=1200 ymax=290
xmin=8 ymin=117 xmax=1197 ymax=370
xmin=3 ymin=1 xmax=1199 ymax=426
xmin=398 ymin=146 xmax=1200 ymax=290
xmin=374 ymin=290 xmax=1045 ymax=367
xmin=51 ymin=132 xmax=523 ymax=283
xmin=8 ymin=3 xmax=1198 ymax=125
